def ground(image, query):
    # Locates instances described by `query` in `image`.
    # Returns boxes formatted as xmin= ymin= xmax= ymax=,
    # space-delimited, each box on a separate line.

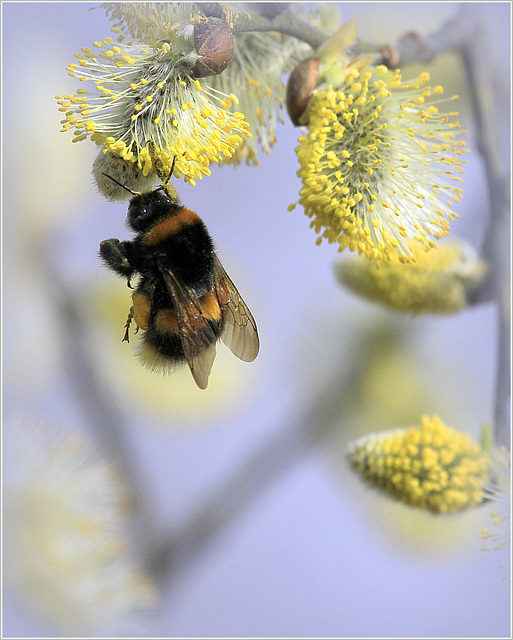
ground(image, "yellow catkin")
xmin=56 ymin=36 xmax=252 ymax=184
xmin=335 ymin=240 xmax=486 ymax=313
xmin=348 ymin=415 xmax=489 ymax=513
xmin=292 ymin=63 xmax=468 ymax=263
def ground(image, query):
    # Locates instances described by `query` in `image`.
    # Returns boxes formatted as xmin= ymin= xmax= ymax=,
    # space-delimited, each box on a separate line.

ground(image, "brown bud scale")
xmin=193 ymin=18 xmax=234 ymax=78
xmin=286 ymin=57 xmax=320 ymax=126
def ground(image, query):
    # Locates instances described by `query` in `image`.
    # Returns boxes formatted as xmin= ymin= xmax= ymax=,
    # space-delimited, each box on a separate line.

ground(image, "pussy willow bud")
xmin=286 ymin=57 xmax=320 ymax=126
xmin=92 ymin=151 xmax=156 ymax=201
xmin=193 ymin=18 xmax=235 ymax=78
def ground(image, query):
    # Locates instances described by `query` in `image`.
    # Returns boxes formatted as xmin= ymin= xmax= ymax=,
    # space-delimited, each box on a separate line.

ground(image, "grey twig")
xmin=378 ymin=5 xmax=511 ymax=448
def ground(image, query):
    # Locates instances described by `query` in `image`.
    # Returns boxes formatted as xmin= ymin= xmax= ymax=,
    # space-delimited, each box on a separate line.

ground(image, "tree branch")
xmin=379 ymin=5 xmax=510 ymax=448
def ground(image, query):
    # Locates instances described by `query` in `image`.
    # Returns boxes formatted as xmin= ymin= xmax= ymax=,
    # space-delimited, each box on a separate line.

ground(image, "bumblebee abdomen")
xmin=141 ymin=313 xmax=184 ymax=368
xmin=138 ymin=292 xmax=225 ymax=372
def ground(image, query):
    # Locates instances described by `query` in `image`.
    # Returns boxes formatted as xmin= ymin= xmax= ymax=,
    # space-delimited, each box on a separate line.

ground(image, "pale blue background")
xmin=2 ymin=2 xmax=511 ymax=637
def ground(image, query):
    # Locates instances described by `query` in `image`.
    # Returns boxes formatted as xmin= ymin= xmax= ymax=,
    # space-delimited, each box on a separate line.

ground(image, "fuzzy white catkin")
xmin=93 ymin=151 xmax=157 ymax=200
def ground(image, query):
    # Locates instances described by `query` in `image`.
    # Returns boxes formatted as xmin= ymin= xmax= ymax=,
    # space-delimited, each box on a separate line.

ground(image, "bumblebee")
xmin=99 ymin=171 xmax=259 ymax=389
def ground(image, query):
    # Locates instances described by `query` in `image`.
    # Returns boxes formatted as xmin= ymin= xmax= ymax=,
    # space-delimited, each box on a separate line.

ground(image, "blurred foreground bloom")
xmin=348 ymin=415 xmax=489 ymax=513
xmin=481 ymin=446 xmax=511 ymax=580
xmin=288 ymin=20 xmax=467 ymax=263
xmin=4 ymin=415 xmax=157 ymax=636
xmin=57 ymin=34 xmax=250 ymax=187
xmin=335 ymin=239 xmax=487 ymax=313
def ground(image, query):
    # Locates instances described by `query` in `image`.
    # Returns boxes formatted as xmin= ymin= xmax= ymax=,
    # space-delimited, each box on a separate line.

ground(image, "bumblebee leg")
xmin=122 ymin=306 xmax=134 ymax=343
xmin=99 ymin=238 xmax=134 ymax=279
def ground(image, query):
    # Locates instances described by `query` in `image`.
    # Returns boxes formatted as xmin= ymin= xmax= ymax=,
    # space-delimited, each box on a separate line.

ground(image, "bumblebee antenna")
xmin=101 ymin=173 xmax=139 ymax=195
xmin=166 ymin=155 xmax=178 ymax=184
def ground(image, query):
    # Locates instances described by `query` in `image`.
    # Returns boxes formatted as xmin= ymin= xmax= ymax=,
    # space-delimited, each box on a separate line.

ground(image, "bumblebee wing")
xmin=159 ymin=267 xmax=217 ymax=390
xmin=213 ymin=255 xmax=259 ymax=362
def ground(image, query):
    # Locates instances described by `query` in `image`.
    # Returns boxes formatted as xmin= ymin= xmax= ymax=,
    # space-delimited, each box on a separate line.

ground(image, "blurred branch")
xmin=455 ymin=5 xmax=511 ymax=448
xmin=41 ymin=218 xmax=361 ymax=585
xmin=146 ymin=340 xmax=362 ymax=584
xmin=41 ymin=238 xmax=160 ymax=560
xmin=373 ymin=5 xmax=510 ymax=448
xmin=374 ymin=8 xmax=473 ymax=68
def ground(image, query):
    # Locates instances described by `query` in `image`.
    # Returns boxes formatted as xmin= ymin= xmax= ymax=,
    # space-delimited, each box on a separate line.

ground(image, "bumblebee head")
xmin=101 ymin=154 xmax=180 ymax=233
xmin=127 ymin=187 xmax=178 ymax=232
